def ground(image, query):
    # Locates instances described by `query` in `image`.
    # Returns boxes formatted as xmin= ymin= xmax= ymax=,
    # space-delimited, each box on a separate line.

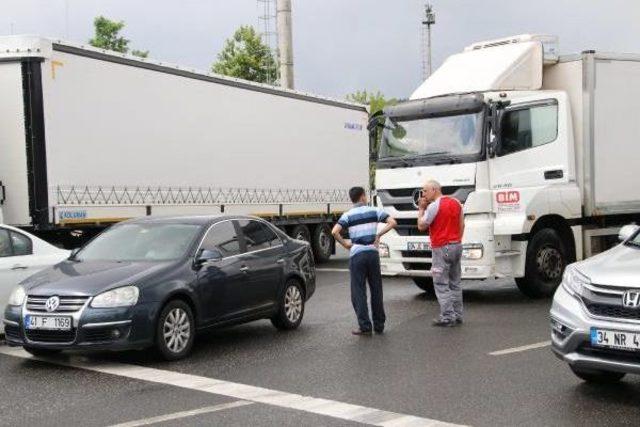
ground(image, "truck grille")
xmin=396 ymin=218 xmax=424 ymax=237
xmin=378 ymin=186 xmax=473 ymax=214
xmin=26 ymin=296 xmax=89 ymax=313
xmin=25 ymin=329 xmax=76 ymax=343
xmin=401 ymin=250 xmax=432 ymax=259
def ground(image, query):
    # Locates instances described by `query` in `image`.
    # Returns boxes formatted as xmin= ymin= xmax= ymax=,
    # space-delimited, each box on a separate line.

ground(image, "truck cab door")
xmin=488 ymin=95 xmax=572 ymax=215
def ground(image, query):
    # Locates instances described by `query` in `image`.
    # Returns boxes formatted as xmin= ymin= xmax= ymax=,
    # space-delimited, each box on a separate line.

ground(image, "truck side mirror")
xmin=368 ymin=113 xmax=383 ymax=162
xmin=487 ymin=103 xmax=503 ymax=158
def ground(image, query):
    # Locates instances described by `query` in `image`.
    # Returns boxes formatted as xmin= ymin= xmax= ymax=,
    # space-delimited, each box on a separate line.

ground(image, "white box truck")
xmin=372 ymin=34 xmax=640 ymax=297
xmin=0 ymin=36 xmax=370 ymax=261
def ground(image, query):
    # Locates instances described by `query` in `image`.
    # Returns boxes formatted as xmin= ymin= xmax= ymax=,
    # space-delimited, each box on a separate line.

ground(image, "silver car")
xmin=551 ymin=224 xmax=640 ymax=383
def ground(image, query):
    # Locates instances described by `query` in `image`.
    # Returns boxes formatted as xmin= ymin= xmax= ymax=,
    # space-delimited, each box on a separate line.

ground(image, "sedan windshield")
xmin=379 ymin=112 xmax=482 ymax=160
xmin=76 ymin=223 xmax=201 ymax=262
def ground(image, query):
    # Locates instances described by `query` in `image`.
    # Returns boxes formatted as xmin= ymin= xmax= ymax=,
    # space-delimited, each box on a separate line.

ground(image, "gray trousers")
xmin=431 ymin=243 xmax=463 ymax=322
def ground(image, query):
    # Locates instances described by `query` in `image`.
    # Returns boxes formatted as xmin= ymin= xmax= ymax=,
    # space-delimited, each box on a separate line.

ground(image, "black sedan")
xmin=3 ymin=215 xmax=315 ymax=360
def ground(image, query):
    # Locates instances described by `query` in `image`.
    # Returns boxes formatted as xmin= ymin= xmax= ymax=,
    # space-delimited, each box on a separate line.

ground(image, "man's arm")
xmin=418 ymin=200 xmax=438 ymax=232
xmin=331 ymin=223 xmax=352 ymax=250
xmin=459 ymin=204 xmax=465 ymax=238
xmin=374 ymin=216 xmax=397 ymax=247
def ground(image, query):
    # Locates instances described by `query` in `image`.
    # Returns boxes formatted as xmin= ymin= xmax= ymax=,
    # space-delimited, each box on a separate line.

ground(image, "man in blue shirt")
xmin=332 ymin=187 xmax=397 ymax=335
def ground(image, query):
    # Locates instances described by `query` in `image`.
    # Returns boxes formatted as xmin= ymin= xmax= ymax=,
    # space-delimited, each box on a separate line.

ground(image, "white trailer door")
xmin=0 ymin=62 xmax=30 ymax=225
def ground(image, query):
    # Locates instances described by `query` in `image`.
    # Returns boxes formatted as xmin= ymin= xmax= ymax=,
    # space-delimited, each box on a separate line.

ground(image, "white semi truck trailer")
xmin=0 ymin=36 xmax=370 ymax=261
xmin=373 ymin=34 xmax=640 ymax=297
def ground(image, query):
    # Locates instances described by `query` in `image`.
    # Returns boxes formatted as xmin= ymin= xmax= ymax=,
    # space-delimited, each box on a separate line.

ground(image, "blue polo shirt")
xmin=338 ymin=204 xmax=389 ymax=257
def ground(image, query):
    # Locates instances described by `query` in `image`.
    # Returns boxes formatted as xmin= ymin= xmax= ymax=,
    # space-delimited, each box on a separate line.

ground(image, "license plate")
xmin=25 ymin=315 xmax=72 ymax=331
xmin=408 ymin=242 xmax=430 ymax=251
xmin=591 ymin=328 xmax=640 ymax=351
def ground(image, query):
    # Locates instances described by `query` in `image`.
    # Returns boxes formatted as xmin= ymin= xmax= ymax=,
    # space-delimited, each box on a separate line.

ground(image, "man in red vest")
xmin=417 ymin=180 xmax=465 ymax=327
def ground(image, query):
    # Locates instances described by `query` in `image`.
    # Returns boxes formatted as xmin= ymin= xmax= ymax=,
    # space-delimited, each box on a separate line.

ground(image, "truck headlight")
xmin=7 ymin=286 xmax=26 ymax=306
xmin=378 ymin=243 xmax=390 ymax=258
xmin=91 ymin=286 xmax=139 ymax=308
xmin=462 ymin=243 xmax=483 ymax=260
xmin=561 ymin=264 xmax=589 ymax=296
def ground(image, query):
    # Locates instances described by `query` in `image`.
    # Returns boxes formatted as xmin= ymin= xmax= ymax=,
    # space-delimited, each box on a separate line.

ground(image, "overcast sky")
xmin=4 ymin=0 xmax=640 ymax=99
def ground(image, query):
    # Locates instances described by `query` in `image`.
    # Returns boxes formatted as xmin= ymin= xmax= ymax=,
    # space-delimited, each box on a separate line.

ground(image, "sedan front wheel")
xmin=156 ymin=300 xmax=195 ymax=361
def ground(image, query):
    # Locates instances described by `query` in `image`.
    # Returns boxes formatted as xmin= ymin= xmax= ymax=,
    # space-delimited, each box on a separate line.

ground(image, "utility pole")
xmin=421 ymin=3 xmax=435 ymax=80
xmin=276 ymin=0 xmax=294 ymax=89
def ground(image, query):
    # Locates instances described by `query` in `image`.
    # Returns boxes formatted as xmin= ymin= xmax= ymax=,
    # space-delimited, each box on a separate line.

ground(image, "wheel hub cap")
xmin=284 ymin=286 xmax=302 ymax=323
xmin=536 ymin=246 xmax=563 ymax=281
xmin=163 ymin=308 xmax=190 ymax=354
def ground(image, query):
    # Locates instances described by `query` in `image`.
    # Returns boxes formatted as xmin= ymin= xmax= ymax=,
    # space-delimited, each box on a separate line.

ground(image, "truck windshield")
xmin=76 ymin=223 xmax=201 ymax=262
xmin=379 ymin=112 xmax=483 ymax=162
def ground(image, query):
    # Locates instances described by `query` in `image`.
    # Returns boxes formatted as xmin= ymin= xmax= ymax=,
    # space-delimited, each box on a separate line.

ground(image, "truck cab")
xmin=374 ymin=35 xmax=584 ymax=297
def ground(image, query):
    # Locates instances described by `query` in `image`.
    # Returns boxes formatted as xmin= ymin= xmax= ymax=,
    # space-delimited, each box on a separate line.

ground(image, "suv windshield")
xmin=76 ymin=223 xmax=201 ymax=262
xmin=379 ymin=112 xmax=483 ymax=162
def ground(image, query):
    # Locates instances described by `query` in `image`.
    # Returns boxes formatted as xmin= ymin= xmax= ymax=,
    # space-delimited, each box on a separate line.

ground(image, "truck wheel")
xmin=570 ymin=366 xmax=626 ymax=383
xmin=311 ymin=225 xmax=333 ymax=263
xmin=516 ymin=228 xmax=567 ymax=298
xmin=291 ymin=225 xmax=311 ymax=243
xmin=412 ymin=277 xmax=435 ymax=297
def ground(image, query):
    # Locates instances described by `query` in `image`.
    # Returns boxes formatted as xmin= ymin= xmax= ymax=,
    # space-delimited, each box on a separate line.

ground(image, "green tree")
xmin=346 ymin=90 xmax=398 ymax=189
xmin=212 ymin=26 xmax=277 ymax=84
xmin=89 ymin=16 xmax=149 ymax=58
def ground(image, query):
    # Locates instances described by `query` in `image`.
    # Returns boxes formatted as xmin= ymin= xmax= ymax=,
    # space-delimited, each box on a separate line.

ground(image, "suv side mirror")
xmin=194 ymin=248 xmax=222 ymax=268
xmin=619 ymin=224 xmax=639 ymax=242
xmin=69 ymin=248 xmax=80 ymax=260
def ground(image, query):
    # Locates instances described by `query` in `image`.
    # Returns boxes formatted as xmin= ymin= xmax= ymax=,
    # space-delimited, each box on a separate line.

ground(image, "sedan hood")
xmin=576 ymin=244 xmax=640 ymax=288
xmin=21 ymin=260 xmax=176 ymax=296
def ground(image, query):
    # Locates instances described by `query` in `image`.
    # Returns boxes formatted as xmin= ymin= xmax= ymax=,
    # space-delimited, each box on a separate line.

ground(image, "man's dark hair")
xmin=349 ymin=186 xmax=366 ymax=203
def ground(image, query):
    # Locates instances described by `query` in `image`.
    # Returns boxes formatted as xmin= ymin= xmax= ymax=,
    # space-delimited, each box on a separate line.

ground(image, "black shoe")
xmin=352 ymin=329 xmax=373 ymax=336
xmin=431 ymin=318 xmax=457 ymax=327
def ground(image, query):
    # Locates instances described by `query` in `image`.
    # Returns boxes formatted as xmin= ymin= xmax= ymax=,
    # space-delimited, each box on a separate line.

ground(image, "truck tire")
xmin=516 ymin=228 xmax=567 ymax=298
xmin=290 ymin=225 xmax=311 ymax=243
xmin=570 ymin=366 xmax=626 ymax=383
xmin=311 ymin=224 xmax=333 ymax=263
xmin=413 ymin=277 xmax=435 ymax=297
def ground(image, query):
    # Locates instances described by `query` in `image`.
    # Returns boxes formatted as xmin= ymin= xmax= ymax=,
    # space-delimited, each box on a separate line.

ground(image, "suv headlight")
xmin=462 ymin=243 xmax=483 ymax=260
xmin=378 ymin=243 xmax=390 ymax=258
xmin=7 ymin=286 xmax=26 ymax=306
xmin=562 ymin=264 xmax=589 ymax=296
xmin=91 ymin=286 xmax=139 ymax=308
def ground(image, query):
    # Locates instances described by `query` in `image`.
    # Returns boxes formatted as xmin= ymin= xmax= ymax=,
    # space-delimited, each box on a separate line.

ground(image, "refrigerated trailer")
xmin=0 ymin=36 xmax=370 ymax=260
xmin=373 ymin=34 xmax=640 ymax=297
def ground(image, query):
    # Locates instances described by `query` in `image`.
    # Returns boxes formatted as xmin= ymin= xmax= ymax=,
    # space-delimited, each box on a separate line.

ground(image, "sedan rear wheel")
xmin=156 ymin=300 xmax=195 ymax=361
xmin=271 ymin=280 xmax=305 ymax=330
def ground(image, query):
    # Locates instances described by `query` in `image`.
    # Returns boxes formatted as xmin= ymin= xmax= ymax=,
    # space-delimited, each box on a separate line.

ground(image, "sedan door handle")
xmin=240 ymin=266 xmax=250 ymax=273
xmin=276 ymin=258 xmax=285 ymax=264
xmin=11 ymin=264 xmax=28 ymax=270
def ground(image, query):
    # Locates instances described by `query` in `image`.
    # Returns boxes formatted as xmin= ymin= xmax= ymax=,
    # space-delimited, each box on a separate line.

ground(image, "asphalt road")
xmin=2 ymin=254 xmax=640 ymax=426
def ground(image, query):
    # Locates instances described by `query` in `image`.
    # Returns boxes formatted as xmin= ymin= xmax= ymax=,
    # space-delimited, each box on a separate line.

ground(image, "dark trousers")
xmin=349 ymin=251 xmax=386 ymax=332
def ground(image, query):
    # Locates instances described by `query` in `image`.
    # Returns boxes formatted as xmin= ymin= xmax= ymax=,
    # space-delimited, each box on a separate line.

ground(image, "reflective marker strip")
xmin=108 ymin=401 xmax=254 ymax=427
xmin=0 ymin=347 xmax=467 ymax=427
xmin=489 ymin=340 xmax=551 ymax=356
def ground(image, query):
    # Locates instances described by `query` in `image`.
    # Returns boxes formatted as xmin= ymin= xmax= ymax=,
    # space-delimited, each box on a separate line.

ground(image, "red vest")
xmin=429 ymin=196 xmax=462 ymax=248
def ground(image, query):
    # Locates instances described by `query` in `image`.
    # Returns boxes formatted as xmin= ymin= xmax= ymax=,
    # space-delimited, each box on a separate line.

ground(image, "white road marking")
xmin=0 ymin=346 xmax=467 ymax=427
xmin=108 ymin=400 xmax=254 ymax=427
xmin=489 ymin=340 xmax=551 ymax=356
xmin=316 ymin=268 xmax=350 ymax=273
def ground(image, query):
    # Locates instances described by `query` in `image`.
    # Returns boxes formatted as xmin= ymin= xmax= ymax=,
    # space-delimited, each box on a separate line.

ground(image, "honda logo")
xmin=45 ymin=296 xmax=60 ymax=312
xmin=622 ymin=290 xmax=640 ymax=308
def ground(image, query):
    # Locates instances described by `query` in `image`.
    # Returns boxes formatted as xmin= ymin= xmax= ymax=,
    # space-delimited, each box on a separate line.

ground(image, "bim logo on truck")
xmin=496 ymin=191 xmax=520 ymax=204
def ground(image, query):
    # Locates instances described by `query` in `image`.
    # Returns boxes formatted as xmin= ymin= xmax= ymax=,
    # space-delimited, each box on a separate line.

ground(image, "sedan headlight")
xmin=562 ymin=264 xmax=589 ymax=296
xmin=91 ymin=286 xmax=139 ymax=308
xmin=462 ymin=243 xmax=484 ymax=260
xmin=7 ymin=286 xmax=26 ymax=306
xmin=378 ymin=242 xmax=390 ymax=258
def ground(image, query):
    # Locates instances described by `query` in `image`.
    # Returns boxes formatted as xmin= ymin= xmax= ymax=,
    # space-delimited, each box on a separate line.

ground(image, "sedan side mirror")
xmin=619 ymin=224 xmax=640 ymax=242
xmin=194 ymin=249 xmax=222 ymax=268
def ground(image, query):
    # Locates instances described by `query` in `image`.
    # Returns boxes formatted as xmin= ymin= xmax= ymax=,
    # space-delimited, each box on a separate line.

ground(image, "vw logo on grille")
xmin=45 ymin=296 xmax=60 ymax=312
xmin=622 ymin=290 xmax=640 ymax=308
xmin=412 ymin=188 xmax=424 ymax=209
